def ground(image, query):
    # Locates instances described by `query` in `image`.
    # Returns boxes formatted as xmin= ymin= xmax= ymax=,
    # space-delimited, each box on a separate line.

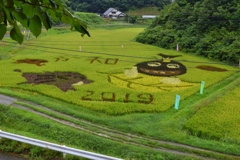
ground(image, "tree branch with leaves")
xmin=0 ymin=0 xmax=90 ymax=44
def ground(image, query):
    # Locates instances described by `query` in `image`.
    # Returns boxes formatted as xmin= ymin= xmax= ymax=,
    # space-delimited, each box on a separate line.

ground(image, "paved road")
xmin=0 ymin=152 xmax=27 ymax=160
xmin=0 ymin=94 xmax=17 ymax=105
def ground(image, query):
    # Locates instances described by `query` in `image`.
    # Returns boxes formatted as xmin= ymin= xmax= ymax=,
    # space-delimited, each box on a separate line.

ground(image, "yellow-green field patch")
xmin=185 ymin=85 xmax=240 ymax=141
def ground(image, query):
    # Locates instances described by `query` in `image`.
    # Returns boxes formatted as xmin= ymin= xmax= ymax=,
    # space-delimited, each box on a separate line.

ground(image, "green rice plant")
xmin=185 ymin=85 xmax=240 ymax=142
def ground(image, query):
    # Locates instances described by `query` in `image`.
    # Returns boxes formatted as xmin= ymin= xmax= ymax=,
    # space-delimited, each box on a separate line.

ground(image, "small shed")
xmin=142 ymin=15 xmax=157 ymax=19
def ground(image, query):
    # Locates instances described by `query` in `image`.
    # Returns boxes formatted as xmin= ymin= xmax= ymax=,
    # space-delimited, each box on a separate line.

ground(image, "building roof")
xmin=103 ymin=8 xmax=125 ymax=17
xmin=103 ymin=8 xmax=115 ymax=16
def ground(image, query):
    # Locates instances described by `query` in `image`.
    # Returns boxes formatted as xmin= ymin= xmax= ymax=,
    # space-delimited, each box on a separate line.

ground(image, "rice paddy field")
xmin=0 ymin=27 xmax=240 ymax=160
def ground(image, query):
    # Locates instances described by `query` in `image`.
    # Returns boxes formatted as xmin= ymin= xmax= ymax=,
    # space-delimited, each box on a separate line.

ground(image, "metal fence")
xmin=0 ymin=130 xmax=122 ymax=160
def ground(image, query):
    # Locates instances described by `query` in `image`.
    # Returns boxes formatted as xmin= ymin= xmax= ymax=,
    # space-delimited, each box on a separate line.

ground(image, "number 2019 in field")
xmin=81 ymin=91 xmax=154 ymax=104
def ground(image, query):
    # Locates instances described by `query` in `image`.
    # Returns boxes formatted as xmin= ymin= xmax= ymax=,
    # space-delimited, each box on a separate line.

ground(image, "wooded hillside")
xmin=66 ymin=0 xmax=171 ymax=13
xmin=136 ymin=0 xmax=240 ymax=64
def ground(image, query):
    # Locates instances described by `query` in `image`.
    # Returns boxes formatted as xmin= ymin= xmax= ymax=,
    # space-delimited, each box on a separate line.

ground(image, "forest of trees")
xmin=66 ymin=0 xmax=172 ymax=13
xmin=136 ymin=0 xmax=240 ymax=64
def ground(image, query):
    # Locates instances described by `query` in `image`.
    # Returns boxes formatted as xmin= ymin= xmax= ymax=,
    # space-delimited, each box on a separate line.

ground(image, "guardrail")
xmin=0 ymin=130 xmax=122 ymax=160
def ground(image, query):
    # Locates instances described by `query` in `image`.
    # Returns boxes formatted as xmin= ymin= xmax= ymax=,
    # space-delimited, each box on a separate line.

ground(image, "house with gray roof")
xmin=103 ymin=8 xmax=126 ymax=19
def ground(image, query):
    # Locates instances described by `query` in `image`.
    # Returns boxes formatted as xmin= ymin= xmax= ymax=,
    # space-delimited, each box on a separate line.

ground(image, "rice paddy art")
xmin=196 ymin=65 xmax=228 ymax=72
xmin=108 ymin=53 xmax=196 ymax=92
xmin=136 ymin=53 xmax=187 ymax=76
xmin=0 ymin=29 xmax=236 ymax=115
xmin=15 ymin=58 xmax=48 ymax=66
xmin=20 ymin=72 xmax=93 ymax=92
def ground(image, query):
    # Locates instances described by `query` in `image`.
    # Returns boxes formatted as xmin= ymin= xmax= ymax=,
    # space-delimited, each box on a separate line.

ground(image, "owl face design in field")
xmin=136 ymin=53 xmax=187 ymax=77
xmin=108 ymin=53 xmax=195 ymax=92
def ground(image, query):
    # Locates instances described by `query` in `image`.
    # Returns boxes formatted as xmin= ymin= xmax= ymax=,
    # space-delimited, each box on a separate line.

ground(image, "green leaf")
xmin=30 ymin=0 xmax=38 ymax=5
xmin=3 ymin=8 xmax=14 ymax=25
xmin=46 ymin=9 xmax=59 ymax=21
xmin=0 ymin=10 xmax=4 ymax=23
xmin=74 ymin=23 xmax=90 ymax=37
xmin=49 ymin=0 xmax=58 ymax=8
xmin=0 ymin=0 xmax=3 ymax=7
xmin=10 ymin=27 xmax=23 ymax=44
xmin=14 ymin=1 xmax=22 ymax=7
xmin=73 ymin=18 xmax=90 ymax=37
xmin=0 ymin=24 xmax=7 ymax=40
xmin=4 ymin=13 xmax=7 ymax=25
xmin=0 ymin=16 xmax=3 ymax=23
xmin=42 ymin=12 xmax=52 ymax=30
xmin=1 ymin=9 xmax=7 ymax=25
xmin=79 ymin=21 xmax=87 ymax=30
xmin=22 ymin=4 xmax=34 ymax=18
xmin=53 ymin=0 xmax=64 ymax=9
xmin=4 ymin=0 xmax=14 ymax=7
xmin=29 ymin=15 xmax=42 ymax=37
xmin=61 ymin=14 xmax=72 ymax=24
xmin=12 ymin=11 xmax=28 ymax=28
xmin=73 ymin=17 xmax=87 ymax=29
xmin=55 ymin=11 xmax=62 ymax=19
xmin=36 ymin=11 xmax=51 ymax=30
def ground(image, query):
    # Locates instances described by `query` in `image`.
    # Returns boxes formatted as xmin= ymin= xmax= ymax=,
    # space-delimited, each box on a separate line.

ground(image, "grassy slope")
xmin=0 ymin=28 xmax=240 ymax=159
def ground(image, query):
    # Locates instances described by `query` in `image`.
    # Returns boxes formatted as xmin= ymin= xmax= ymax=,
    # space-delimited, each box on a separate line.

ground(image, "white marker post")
xmin=27 ymin=31 xmax=30 ymax=41
xmin=79 ymin=46 xmax=82 ymax=52
xmin=122 ymin=45 xmax=124 ymax=48
xmin=200 ymin=81 xmax=205 ymax=94
xmin=174 ymin=94 xmax=180 ymax=110
xmin=176 ymin=44 xmax=179 ymax=52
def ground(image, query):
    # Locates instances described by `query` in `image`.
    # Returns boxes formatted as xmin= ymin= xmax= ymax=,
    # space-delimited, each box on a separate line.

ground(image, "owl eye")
xmin=167 ymin=64 xmax=180 ymax=68
xmin=147 ymin=62 xmax=161 ymax=67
